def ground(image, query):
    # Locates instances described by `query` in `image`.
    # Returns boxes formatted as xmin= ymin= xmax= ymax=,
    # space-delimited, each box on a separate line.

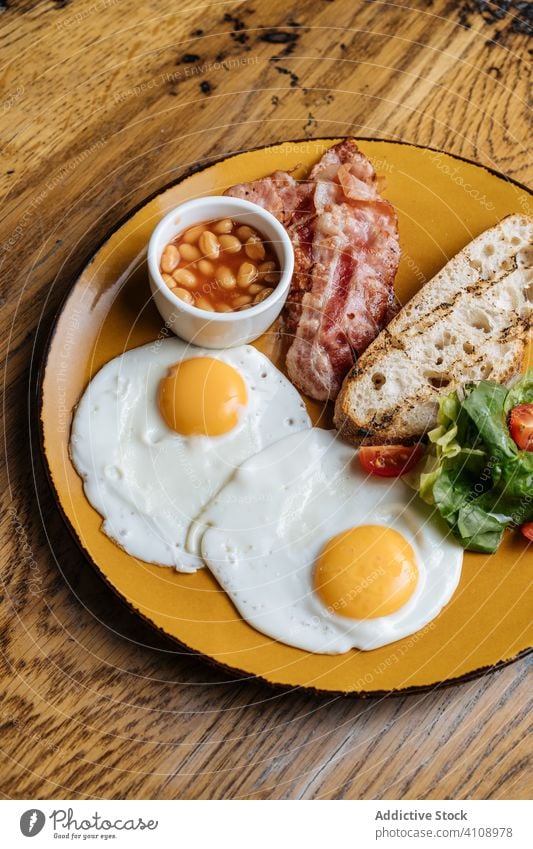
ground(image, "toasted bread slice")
xmin=334 ymin=213 xmax=533 ymax=445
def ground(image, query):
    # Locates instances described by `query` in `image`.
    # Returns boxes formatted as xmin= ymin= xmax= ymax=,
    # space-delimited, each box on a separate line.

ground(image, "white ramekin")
xmin=147 ymin=196 xmax=294 ymax=348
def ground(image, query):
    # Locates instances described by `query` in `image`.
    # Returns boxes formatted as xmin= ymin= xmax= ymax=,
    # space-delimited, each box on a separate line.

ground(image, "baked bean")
xmin=173 ymin=268 xmax=196 ymax=288
xmin=253 ymin=287 xmax=274 ymax=304
xmin=216 ymin=265 xmax=237 ymax=289
xmin=236 ymin=225 xmax=254 ymax=241
xmin=195 ymin=295 xmax=214 ymax=311
xmin=159 ymin=216 xmax=280 ymax=313
xmin=244 ymin=237 xmax=266 ymax=261
xmin=183 ymin=224 xmax=205 ymax=244
xmin=213 ymin=218 xmax=233 ymax=234
xmin=179 ymin=243 xmax=201 ymax=262
xmin=237 ymin=261 xmax=258 ymax=287
xmin=161 ymin=244 xmax=180 ymax=273
xmin=199 ymin=230 xmax=220 ymax=259
xmin=174 ymin=287 xmax=194 ymax=304
xmin=198 ymin=259 xmax=215 ymax=276
xmin=219 ymin=234 xmax=242 ymax=254
xmin=258 ymin=260 xmax=279 ymax=283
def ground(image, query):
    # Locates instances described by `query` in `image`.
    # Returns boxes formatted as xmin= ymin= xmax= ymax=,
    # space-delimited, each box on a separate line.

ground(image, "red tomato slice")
xmin=521 ymin=523 xmax=533 ymax=543
xmin=359 ymin=444 xmax=425 ymax=477
xmin=509 ymin=404 xmax=533 ymax=452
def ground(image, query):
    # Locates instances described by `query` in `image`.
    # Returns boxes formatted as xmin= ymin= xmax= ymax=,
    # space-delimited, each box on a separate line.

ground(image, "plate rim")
xmin=36 ymin=137 xmax=533 ymax=697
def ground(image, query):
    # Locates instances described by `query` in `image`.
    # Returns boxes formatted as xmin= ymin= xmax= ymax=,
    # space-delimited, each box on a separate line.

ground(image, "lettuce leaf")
xmin=504 ymin=368 xmax=533 ymax=413
xmin=462 ymin=380 xmax=517 ymax=465
xmin=411 ymin=370 xmax=533 ymax=553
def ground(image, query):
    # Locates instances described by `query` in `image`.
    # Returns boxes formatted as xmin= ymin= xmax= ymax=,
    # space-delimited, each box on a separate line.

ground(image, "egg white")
xmin=197 ymin=428 xmax=464 ymax=653
xmin=70 ymin=340 xmax=310 ymax=572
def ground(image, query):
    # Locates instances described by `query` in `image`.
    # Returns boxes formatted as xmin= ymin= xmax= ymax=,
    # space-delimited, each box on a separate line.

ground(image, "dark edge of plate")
xmin=35 ymin=137 xmax=533 ymax=699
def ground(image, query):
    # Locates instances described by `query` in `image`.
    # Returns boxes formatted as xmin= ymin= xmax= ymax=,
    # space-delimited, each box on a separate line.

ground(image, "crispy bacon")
xmin=225 ymin=140 xmax=400 ymax=400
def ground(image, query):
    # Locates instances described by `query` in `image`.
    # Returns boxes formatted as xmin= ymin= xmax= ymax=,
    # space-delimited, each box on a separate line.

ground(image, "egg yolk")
xmin=314 ymin=525 xmax=418 ymax=620
xmin=158 ymin=357 xmax=247 ymax=437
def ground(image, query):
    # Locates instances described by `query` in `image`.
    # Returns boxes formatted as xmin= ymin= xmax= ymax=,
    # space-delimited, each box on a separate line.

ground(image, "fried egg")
xmin=70 ymin=340 xmax=310 ymax=572
xmin=195 ymin=428 xmax=464 ymax=653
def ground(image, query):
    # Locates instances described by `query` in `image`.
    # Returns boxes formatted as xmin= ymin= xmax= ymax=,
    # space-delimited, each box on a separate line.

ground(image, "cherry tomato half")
xmin=509 ymin=404 xmax=533 ymax=452
xmin=521 ymin=523 xmax=533 ymax=543
xmin=359 ymin=444 xmax=425 ymax=478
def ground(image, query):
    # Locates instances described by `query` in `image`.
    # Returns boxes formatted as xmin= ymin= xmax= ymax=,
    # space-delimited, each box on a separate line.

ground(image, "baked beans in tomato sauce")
xmin=159 ymin=218 xmax=281 ymax=312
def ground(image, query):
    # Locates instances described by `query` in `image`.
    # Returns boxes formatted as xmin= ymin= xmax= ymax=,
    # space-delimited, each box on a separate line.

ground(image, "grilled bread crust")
xmin=334 ymin=214 xmax=533 ymax=446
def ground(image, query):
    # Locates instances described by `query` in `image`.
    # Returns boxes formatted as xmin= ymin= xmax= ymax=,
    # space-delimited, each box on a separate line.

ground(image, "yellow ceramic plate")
xmin=40 ymin=139 xmax=532 ymax=695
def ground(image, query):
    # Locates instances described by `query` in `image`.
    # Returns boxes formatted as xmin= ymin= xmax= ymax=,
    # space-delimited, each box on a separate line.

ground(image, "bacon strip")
xmin=225 ymin=140 xmax=400 ymax=400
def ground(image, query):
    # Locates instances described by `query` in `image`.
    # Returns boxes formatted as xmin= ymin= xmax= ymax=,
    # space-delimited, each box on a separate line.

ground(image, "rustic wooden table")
xmin=1 ymin=0 xmax=531 ymax=800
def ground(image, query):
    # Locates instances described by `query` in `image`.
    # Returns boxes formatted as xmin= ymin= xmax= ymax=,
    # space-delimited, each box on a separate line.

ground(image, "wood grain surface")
xmin=1 ymin=0 xmax=531 ymax=800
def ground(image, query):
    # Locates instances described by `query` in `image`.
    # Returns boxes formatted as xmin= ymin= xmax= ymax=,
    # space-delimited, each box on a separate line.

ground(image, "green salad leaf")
xmin=411 ymin=368 xmax=533 ymax=553
xmin=504 ymin=369 xmax=533 ymax=413
xmin=462 ymin=381 xmax=517 ymax=465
